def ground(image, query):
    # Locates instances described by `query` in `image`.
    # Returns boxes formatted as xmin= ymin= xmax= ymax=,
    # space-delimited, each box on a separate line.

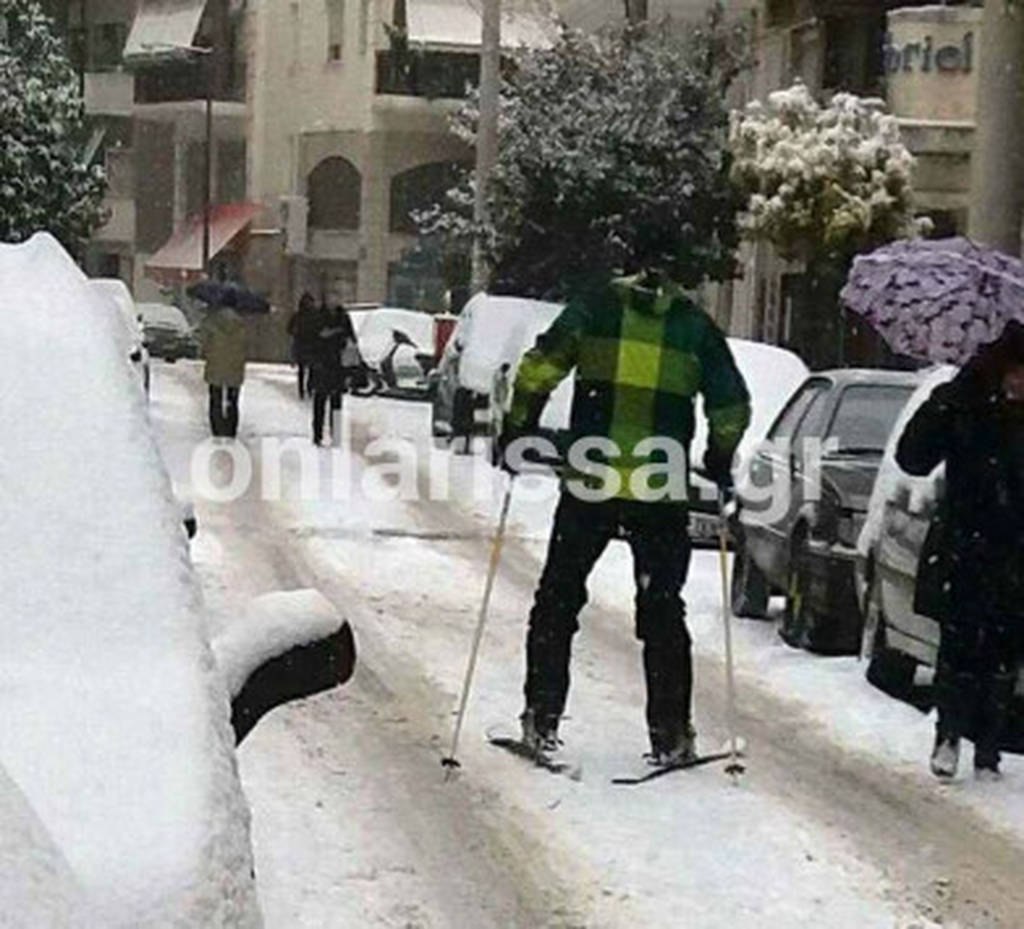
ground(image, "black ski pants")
xmin=936 ymin=611 xmax=1023 ymax=767
xmin=524 ymin=492 xmax=693 ymax=752
xmin=312 ymin=389 xmax=343 ymax=444
xmin=208 ymin=385 xmax=241 ymax=438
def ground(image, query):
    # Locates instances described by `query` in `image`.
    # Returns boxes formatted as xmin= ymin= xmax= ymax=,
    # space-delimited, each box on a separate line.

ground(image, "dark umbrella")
xmin=187 ymin=279 xmax=271 ymax=315
xmin=839 ymin=237 xmax=1024 ymax=365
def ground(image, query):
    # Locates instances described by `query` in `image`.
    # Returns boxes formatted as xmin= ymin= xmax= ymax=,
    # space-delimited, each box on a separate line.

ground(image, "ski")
xmin=486 ymin=729 xmax=582 ymax=779
xmin=612 ymin=749 xmax=745 ymax=785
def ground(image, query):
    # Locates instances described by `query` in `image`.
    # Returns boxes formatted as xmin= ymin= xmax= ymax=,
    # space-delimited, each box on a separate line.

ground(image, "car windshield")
xmin=827 ymin=384 xmax=914 ymax=454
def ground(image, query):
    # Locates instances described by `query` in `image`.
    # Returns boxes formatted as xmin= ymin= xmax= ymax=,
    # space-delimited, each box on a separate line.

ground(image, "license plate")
xmin=689 ymin=513 xmax=720 ymax=540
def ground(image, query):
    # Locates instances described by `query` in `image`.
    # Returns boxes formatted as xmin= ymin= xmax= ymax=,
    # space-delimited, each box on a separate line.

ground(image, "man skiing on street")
xmin=499 ymin=272 xmax=750 ymax=767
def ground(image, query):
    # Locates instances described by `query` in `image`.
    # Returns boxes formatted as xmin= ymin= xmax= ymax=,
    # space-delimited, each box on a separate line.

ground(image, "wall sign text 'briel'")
xmin=883 ymin=32 xmax=973 ymax=75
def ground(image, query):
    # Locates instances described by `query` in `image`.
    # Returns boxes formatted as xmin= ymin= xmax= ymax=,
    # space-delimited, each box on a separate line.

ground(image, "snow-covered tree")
xmin=729 ymin=82 xmax=926 ymax=365
xmin=420 ymin=9 xmax=749 ymax=297
xmin=0 ymin=0 xmax=107 ymax=250
xmin=730 ymin=82 xmax=924 ymax=266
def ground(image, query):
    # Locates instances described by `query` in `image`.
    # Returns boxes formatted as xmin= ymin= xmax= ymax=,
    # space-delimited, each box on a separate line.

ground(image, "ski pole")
xmin=442 ymin=474 xmax=515 ymax=777
xmin=717 ymin=490 xmax=746 ymax=784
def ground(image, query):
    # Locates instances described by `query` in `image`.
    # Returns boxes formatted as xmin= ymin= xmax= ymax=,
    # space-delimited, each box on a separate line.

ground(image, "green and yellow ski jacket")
xmin=507 ymin=275 xmax=751 ymax=501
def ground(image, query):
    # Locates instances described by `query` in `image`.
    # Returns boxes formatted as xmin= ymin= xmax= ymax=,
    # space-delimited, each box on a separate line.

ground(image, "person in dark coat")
xmin=287 ymin=292 xmax=319 ymax=399
xmin=309 ymin=303 xmax=360 ymax=446
xmin=897 ymin=321 xmax=1024 ymax=781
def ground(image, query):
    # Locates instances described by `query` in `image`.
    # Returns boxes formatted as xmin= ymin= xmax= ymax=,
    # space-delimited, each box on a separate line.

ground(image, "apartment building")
xmin=245 ymin=0 xmax=553 ymax=313
xmin=49 ymin=0 xmax=250 ymax=302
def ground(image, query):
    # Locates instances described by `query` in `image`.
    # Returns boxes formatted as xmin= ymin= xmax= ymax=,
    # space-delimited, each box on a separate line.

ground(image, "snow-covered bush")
xmin=0 ymin=0 xmax=107 ymax=250
xmin=420 ymin=8 xmax=749 ymax=296
xmin=730 ymin=82 xmax=925 ymax=264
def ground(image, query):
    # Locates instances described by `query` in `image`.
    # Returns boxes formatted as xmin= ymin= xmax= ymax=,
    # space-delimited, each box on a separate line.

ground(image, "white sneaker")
xmin=930 ymin=737 xmax=960 ymax=779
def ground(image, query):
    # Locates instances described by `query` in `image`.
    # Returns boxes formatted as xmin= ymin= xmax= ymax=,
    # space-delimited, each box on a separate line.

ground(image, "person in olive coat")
xmin=200 ymin=297 xmax=248 ymax=438
xmin=897 ymin=321 xmax=1024 ymax=780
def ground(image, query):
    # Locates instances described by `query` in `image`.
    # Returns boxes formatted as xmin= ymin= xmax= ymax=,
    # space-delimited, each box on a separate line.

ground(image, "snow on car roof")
xmin=453 ymin=293 xmax=565 ymax=395
xmin=0 ymin=234 xmax=258 ymax=924
xmin=351 ymin=307 xmax=435 ymax=365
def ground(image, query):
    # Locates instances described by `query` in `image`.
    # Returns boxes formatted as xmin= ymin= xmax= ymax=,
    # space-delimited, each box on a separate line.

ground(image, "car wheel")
xmin=731 ymin=541 xmax=769 ymax=619
xmin=863 ymin=589 xmax=917 ymax=699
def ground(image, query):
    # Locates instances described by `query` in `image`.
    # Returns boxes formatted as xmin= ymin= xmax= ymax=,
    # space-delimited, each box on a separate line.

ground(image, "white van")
xmin=431 ymin=293 xmax=564 ymax=438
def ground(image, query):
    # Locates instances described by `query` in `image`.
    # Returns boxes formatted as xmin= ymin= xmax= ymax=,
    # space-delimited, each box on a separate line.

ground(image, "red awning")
xmin=145 ymin=202 xmax=261 ymax=285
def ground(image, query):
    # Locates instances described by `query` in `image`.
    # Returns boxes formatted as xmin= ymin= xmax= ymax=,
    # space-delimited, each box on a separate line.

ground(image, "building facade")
xmin=51 ymin=0 xmax=250 ymax=303
xmin=726 ymin=0 xmax=983 ymax=366
xmin=245 ymin=0 xmax=552 ymax=313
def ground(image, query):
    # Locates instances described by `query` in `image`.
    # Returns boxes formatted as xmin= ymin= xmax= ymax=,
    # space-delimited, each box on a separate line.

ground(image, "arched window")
xmin=307 ymin=156 xmax=362 ymax=230
xmin=389 ymin=161 xmax=467 ymax=234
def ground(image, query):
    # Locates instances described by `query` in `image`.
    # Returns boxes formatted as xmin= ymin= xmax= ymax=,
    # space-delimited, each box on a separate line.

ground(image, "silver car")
xmin=732 ymin=369 xmax=921 ymax=653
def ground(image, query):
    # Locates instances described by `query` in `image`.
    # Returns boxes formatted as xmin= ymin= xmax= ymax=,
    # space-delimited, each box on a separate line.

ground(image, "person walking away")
xmin=200 ymin=297 xmax=248 ymax=438
xmin=897 ymin=321 xmax=1024 ymax=781
xmin=287 ymin=292 xmax=318 ymax=399
xmin=498 ymin=272 xmax=750 ymax=766
xmin=310 ymin=303 xmax=358 ymax=446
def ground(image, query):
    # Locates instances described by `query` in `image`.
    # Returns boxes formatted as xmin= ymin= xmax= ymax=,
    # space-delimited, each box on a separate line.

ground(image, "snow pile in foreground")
xmin=857 ymin=364 xmax=957 ymax=559
xmin=214 ymin=589 xmax=343 ymax=697
xmin=0 ymin=234 xmax=259 ymax=926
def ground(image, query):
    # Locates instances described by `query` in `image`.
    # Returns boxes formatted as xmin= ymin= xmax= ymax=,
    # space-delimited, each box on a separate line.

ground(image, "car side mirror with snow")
xmin=212 ymin=589 xmax=356 ymax=744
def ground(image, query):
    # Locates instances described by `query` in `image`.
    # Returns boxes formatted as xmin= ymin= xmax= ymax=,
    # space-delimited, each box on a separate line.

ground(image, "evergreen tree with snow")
xmin=0 ymin=0 xmax=106 ymax=251
xmin=419 ymin=8 xmax=749 ymax=297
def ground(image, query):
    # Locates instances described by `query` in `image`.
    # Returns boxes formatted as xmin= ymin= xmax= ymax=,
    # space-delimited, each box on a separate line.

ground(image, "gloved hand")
xmin=702 ymin=445 xmax=734 ymax=497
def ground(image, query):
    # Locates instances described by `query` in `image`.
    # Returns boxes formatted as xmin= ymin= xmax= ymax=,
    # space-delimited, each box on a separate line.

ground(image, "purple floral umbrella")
xmin=840 ymin=237 xmax=1024 ymax=365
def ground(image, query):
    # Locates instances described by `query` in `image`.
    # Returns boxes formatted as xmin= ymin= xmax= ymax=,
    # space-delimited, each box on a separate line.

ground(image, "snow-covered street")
xmin=151 ymin=361 xmax=1024 ymax=929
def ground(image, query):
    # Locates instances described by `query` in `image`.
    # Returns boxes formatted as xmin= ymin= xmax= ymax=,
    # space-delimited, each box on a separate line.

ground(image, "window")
xmin=92 ymin=22 xmax=126 ymax=71
xmin=326 ymin=0 xmax=344 ymax=61
xmin=768 ymin=379 xmax=830 ymax=443
xmin=826 ymin=385 xmax=914 ymax=454
xmin=375 ymin=50 xmax=479 ymax=98
xmin=307 ymin=157 xmax=361 ymax=230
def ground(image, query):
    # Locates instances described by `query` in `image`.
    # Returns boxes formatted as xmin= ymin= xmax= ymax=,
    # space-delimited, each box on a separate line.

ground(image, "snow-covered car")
xmin=854 ymin=367 xmax=960 ymax=692
xmin=0 ymin=233 xmax=355 ymax=925
xmin=732 ymin=369 xmax=921 ymax=654
xmin=87 ymin=277 xmax=150 ymax=395
xmin=431 ymin=293 xmax=564 ymax=439
xmin=138 ymin=301 xmax=199 ymax=361
xmin=350 ymin=307 xmax=437 ymax=400
xmin=490 ymin=335 xmax=809 ymax=545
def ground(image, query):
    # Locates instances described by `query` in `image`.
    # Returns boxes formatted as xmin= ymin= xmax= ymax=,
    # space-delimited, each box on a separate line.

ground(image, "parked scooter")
xmin=359 ymin=329 xmax=437 ymax=400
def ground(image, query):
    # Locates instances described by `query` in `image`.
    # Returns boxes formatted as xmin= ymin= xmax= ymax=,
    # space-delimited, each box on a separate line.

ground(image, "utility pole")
xmin=471 ymin=0 xmax=501 ymax=294
xmin=202 ymin=52 xmax=213 ymax=274
xmin=967 ymin=0 xmax=1024 ymax=255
